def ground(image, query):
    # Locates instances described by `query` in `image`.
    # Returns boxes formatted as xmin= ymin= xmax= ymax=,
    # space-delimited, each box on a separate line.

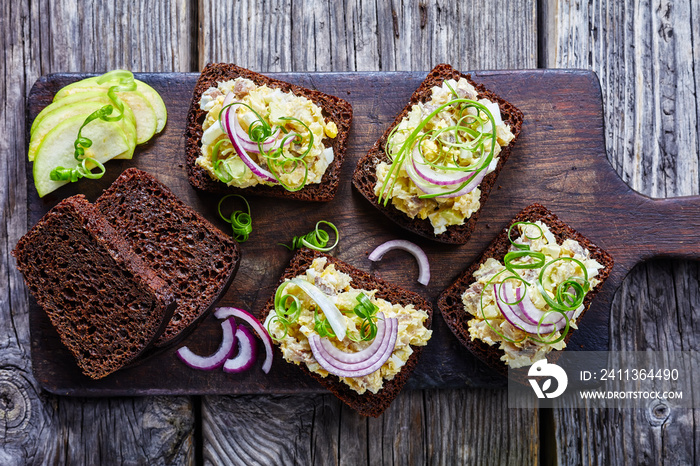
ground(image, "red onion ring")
xmin=513 ymin=285 xmax=577 ymax=331
xmin=368 ymin=239 xmax=430 ymax=285
xmin=308 ymin=316 xmax=398 ymax=378
xmin=318 ymin=313 xmax=388 ymax=363
xmin=176 ymin=318 xmax=237 ymax=370
xmin=494 ymin=283 xmax=575 ymax=334
xmin=215 ymin=307 xmax=274 ymax=373
xmin=221 ymin=106 xmax=278 ymax=183
xmin=223 ymin=325 xmax=258 ymax=373
xmin=404 ymin=155 xmax=491 ymax=199
xmin=411 ymin=145 xmax=476 ymax=186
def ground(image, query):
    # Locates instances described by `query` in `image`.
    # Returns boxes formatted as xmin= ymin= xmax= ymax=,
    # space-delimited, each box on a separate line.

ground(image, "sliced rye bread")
xmin=185 ymin=63 xmax=353 ymax=201
xmin=95 ymin=168 xmax=241 ymax=347
xmin=437 ymin=204 xmax=614 ymax=379
xmin=12 ymin=195 xmax=176 ymax=379
xmin=259 ymin=248 xmax=433 ymax=417
xmin=352 ymin=63 xmax=524 ymax=244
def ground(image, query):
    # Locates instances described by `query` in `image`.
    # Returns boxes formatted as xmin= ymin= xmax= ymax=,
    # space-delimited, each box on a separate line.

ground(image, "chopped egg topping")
xmin=197 ymin=77 xmax=337 ymax=188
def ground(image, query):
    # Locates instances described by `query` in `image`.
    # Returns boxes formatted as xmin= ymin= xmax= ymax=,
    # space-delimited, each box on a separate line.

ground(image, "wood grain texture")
xmin=543 ymin=0 xmax=700 ymax=464
xmin=0 ymin=1 xmax=196 ymax=464
xmin=198 ymin=0 xmax=537 ymax=71
xmin=197 ymin=2 xmax=540 ymax=464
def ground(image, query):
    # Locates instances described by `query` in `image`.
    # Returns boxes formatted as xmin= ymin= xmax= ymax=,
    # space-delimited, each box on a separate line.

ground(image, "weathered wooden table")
xmin=2 ymin=1 xmax=698 ymax=464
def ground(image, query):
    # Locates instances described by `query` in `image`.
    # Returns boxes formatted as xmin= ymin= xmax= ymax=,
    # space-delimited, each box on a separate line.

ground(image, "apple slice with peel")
xmin=29 ymin=100 xmax=137 ymax=162
xmin=53 ymin=84 xmax=157 ymax=144
xmin=54 ymin=76 xmax=167 ymax=133
xmin=33 ymin=115 xmax=132 ymax=197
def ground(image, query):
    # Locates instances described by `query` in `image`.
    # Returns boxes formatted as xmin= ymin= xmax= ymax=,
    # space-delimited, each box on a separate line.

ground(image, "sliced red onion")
xmin=231 ymin=111 xmax=284 ymax=152
xmin=221 ymin=106 xmax=278 ymax=183
xmin=500 ymin=282 xmax=539 ymax=325
xmin=411 ymin=146 xmax=476 ymax=186
xmin=222 ymin=91 xmax=235 ymax=108
xmin=494 ymin=283 xmax=577 ymax=334
xmin=223 ymin=325 xmax=258 ymax=373
xmin=176 ymin=318 xmax=237 ymax=370
xmin=404 ymin=153 xmax=490 ymax=199
xmin=308 ymin=317 xmax=398 ymax=378
xmin=319 ymin=312 xmax=388 ymax=363
xmin=514 ymin=286 xmax=578 ymax=332
xmin=493 ymin=283 xmax=551 ymax=334
xmin=290 ymin=278 xmax=347 ymax=341
xmin=368 ymin=239 xmax=430 ymax=285
xmin=214 ymin=307 xmax=274 ymax=373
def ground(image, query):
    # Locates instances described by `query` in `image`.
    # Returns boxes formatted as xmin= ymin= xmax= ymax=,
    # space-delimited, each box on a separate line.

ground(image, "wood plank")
xmin=0 ymin=1 xmax=197 ymax=464
xmin=197 ymin=2 xmax=540 ymax=465
xmin=199 ymin=0 xmax=537 ymax=71
xmin=543 ymin=0 xmax=700 ymax=463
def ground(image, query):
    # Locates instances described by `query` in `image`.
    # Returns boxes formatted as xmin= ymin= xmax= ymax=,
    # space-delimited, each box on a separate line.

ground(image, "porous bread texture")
xmin=95 ymin=168 xmax=240 ymax=347
xmin=437 ymin=203 xmax=615 ymax=379
xmin=352 ymin=63 xmax=524 ymax=244
xmin=185 ymin=63 xmax=353 ymax=201
xmin=12 ymin=195 xmax=176 ymax=379
xmin=259 ymin=248 xmax=433 ymax=417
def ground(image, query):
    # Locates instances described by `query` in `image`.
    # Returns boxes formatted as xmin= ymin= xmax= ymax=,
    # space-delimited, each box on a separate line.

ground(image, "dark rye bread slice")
xmin=12 ymin=195 xmax=175 ymax=379
xmin=437 ymin=204 xmax=614 ymax=379
xmin=185 ymin=63 xmax=353 ymax=201
xmin=95 ymin=168 xmax=240 ymax=347
xmin=260 ymin=248 xmax=433 ymax=417
xmin=352 ymin=63 xmax=524 ymax=244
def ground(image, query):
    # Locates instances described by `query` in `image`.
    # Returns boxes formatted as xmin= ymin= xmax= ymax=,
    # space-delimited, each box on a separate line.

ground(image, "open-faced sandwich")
xmin=261 ymin=249 xmax=433 ymax=417
xmin=353 ymin=64 xmax=523 ymax=243
xmin=438 ymin=204 xmax=614 ymax=376
xmin=185 ymin=63 xmax=353 ymax=201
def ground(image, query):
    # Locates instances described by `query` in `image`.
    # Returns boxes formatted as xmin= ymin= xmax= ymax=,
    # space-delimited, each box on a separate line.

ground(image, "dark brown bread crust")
xmin=260 ymin=249 xmax=433 ymax=417
xmin=95 ymin=168 xmax=240 ymax=347
xmin=437 ymin=204 xmax=614 ymax=378
xmin=352 ymin=63 xmax=524 ymax=244
xmin=185 ymin=63 xmax=353 ymax=201
xmin=12 ymin=195 xmax=175 ymax=379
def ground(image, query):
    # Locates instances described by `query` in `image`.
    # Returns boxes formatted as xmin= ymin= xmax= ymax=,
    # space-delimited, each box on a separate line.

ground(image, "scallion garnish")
xmin=281 ymin=220 xmax=339 ymax=252
xmin=313 ymin=307 xmax=336 ymax=338
xmin=267 ymin=281 xmax=303 ymax=340
xmin=478 ymin=222 xmax=591 ymax=345
xmin=216 ymin=102 xmax=316 ymax=191
xmin=347 ymin=293 xmax=380 ymax=342
xmin=217 ymin=194 xmax=252 ymax=242
xmin=378 ymin=97 xmax=498 ymax=205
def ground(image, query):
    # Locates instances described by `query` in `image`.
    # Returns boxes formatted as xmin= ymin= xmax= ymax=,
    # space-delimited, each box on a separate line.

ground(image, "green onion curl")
xmin=281 ymin=220 xmax=339 ymax=252
xmin=217 ymin=194 xmax=252 ymax=242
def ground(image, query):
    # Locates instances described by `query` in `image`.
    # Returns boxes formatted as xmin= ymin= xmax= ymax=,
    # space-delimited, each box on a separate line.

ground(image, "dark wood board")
xmin=25 ymin=70 xmax=700 ymax=396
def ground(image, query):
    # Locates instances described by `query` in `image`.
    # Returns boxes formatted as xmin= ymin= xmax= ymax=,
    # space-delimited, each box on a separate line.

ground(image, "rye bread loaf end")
xmin=12 ymin=195 xmax=176 ymax=379
xmin=352 ymin=63 xmax=524 ymax=244
xmin=437 ymin=204 xmax=614 ymax=378
xmin=259 ymin=248 xmax=433 ymax=417
xmin=185 ymin=63 xmax=353 ymax=201
xmin=95 ymin=168 xmax=240 ymax=347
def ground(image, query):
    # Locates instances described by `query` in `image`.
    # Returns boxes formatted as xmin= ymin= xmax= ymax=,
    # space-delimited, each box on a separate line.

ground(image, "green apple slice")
xmin=33 ymin=115 xmax=131 ymax=198
xmin=54 ymin=76 xmax=166 ymax=134
xmin=29 ymin=100 xmax=137 ymax=162
xmin=32 ymin=90 xmax=125 ymax=134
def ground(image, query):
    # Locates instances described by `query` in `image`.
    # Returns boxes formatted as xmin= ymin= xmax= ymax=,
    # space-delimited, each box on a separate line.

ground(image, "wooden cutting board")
xmin=26 ymin=70 xmax=700 ymax=395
